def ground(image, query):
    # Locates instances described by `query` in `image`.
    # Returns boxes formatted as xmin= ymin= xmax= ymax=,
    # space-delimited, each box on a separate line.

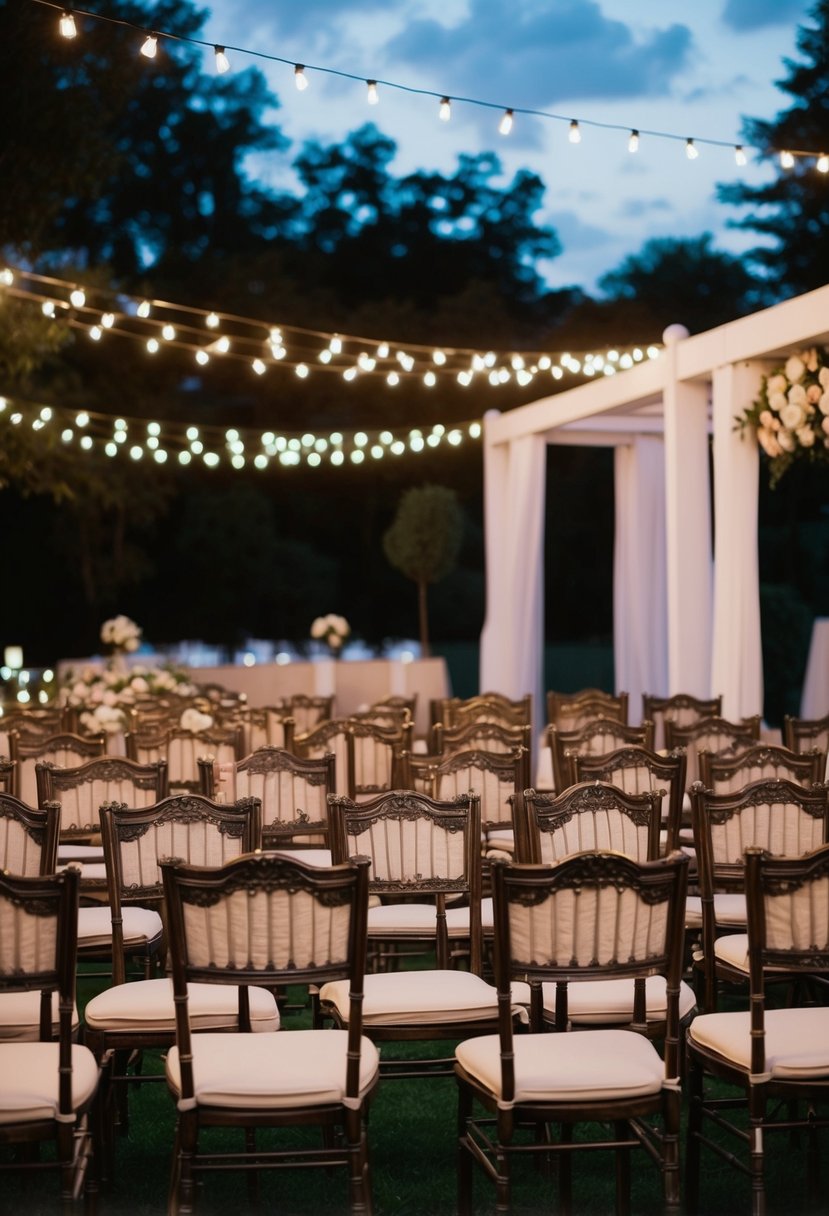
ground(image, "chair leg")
xmin=614 ymin=1121 xmax=631 ymax=1216
xmin=345 ymin=1108 xmax=371 ymax=1215
xmin=494 ymin=1109 xmax=514 ymax=1216
xmin=748 ymin=1085 xmax=767 ymax=1216
xmin=662 ymin=1088 xmax=681 ymax=1213
xmin=558 ymin=1121 xmax=573 ymax=1216
xmin=685 ymin=1052 xmax=703 ymax=1215
xmin=457 ymin=1082 xmax=474 ymax=1216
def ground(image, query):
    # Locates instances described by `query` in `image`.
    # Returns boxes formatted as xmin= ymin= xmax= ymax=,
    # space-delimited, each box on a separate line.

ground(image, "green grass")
xmin=2 ymin=976 xmax=826 ymax=1215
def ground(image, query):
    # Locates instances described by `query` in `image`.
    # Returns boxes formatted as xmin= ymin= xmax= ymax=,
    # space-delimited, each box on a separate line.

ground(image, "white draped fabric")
xmin=479 ymin=413 xmax=546 ymax=739
xmin=710 ymin=362 xmax=764 ymax=720
xmin=614 ymin=437 xmax=668 ymax=721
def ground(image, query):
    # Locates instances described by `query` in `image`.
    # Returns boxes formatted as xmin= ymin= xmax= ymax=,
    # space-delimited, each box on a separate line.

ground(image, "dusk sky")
xmin=196 ymin=0 xmax=815 ymax=292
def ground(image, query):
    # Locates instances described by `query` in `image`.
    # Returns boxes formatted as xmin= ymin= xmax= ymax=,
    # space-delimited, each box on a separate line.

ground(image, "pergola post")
xmin=662 ymin=325 xmax=712 ymax=696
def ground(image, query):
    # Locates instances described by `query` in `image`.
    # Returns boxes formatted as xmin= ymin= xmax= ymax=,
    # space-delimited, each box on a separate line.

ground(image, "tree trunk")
xmin=418 ymin=578 xmax=430 ymax=657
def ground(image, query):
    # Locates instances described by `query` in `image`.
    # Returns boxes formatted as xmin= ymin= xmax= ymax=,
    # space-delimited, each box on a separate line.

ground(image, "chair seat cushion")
xmin=446 ymin=899 xmax=494 ymax=932
xmin=689 ymin=1007 xmax=829 ymax=1079
xmin=713 ymin=933 xmax=749 ymax=972
xmin=0 ymin=1042 xmax=99 ymax=1124
xmin=58 ymin=844 xmax=104 ymax=862
xmin=84 ymin=979 xmax=279 ymax=1033
xmin=76 ymin=904 xmax=163 ymax=948
xmin=165 ymin=1030 xmax=379 ymax=1110
xmin=510 ymin=976 xmax=696 ymax=1025
xmin=685 ymin=893 xmax=747 ymax=930
xmin=0 ymin=992 xmax=80 ymax=1041
xmin=271 ymin=848 xmax=333 ymax=867
xmin=367 ymin=902 xmax=470 ymax=939
xmin=320 ymin=970 xmax=505 ymax=1027
xmin=455 ymin=1028 xmax=665 ymax=1105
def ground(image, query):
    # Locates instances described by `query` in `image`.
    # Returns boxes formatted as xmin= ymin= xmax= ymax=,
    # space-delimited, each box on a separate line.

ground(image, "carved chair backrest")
xmin=9 ymin=731 xmax=107 ymax=807
xmin=642 ymin=693 xmax=722 ymax=752
xmin=783 ymin=712 xmax=829 ymax=761
xmin=546 ymin=689 xmax=628 ymax=730
xmin=572 ymin=745 xmax=686 ymax=853
xmin=547 ymin=719 xmax=654 ymax=792
xmin=699 ymin=744 xmax=825 ymax=794
xmin=520 ymin=781 xmax=662 ymax=866
xmin=35 ymin=757 xmax=169 ymax=839
xmin=664 ymin=715 xmax=761 ymax=789
xmin=0 ymin=791 xmax=60 ymax=875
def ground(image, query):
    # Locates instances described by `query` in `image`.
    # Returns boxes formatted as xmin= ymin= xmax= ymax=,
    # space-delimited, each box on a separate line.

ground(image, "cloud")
xmin=721 ymin=0 xmax=809 ymax=32
xmin=548 ymin=209 xmax=613 ymax=252
xmin=617 ymin=198 xmax=673 ymax=218
xmin=385 ymin=0 xmax=694 ymax=105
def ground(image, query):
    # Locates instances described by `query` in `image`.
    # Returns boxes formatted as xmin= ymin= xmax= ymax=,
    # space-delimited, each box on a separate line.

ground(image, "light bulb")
xmin=294 ymin=64 xmax=308 ymax=90
xmin=685 ymin=138 xmax=699 ymax=160
xmin=818 ymin=154 xmax=829 ymax=174
xmin=70 ymin=288 xmax=86 ymax=308
xmin=140 ymin=33 xmax=158 ymax=59
xmin=780 ymin=149 xmax=794 ymax=169
xmin=329 ymin=335 xmax=342 ymax=354
xmin=433 ymin=349 xmax=446 ymax=365
xmin=424 ymin=371 xmax=436 ymax=387
xmin=162 ymin=323 xmax=175 ymax=340
xmin=214 ymin=46 xmax=230 ymax=74
xmin=295 ymin=363 xmax=309 ymax=378
xmin=206 ymin=312 xmax=220 ymax=328
xmin=735 ymin=145 xmax=747 ymax=166
xmin=439 ymin=97 xmax=451 ymax=122
xmin=42 ymin=301 xmax=55 ymax=317
xmin=59 ymin=10 xmax=77 ymax=38
xmin=137 ymin=299 xmax=151 ymax=317
xmin=195 ymin=349 xmax=209 ymax=365
xmin=569 ymin=119 xmax=581 ymax=144
xmin=367 ymin=79 xmax=379 ymax=105
xmin=146 ymin=338 xmax=159 ymax=354
xmin=628 ymin=129 xmax=639 ymax=153
xmin=101 ymin=312 xmax=114 ymax=328
xmin=499 ymin=109 xmax=513 ymax=136
xmin=252 ymin=359 xmax=266 ymax=375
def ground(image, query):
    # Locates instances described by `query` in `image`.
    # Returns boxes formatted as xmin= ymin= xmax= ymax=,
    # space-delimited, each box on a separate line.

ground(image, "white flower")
xmin=785 ymin=355 xmax=805 ymax=383
xmin=758 ymin=428 xmax=783 ymax=458
xmin=796 ymin=425 xmax=816 ymax=448
xmin=180 ymin=708 xmax=214 ymax=732
xmin=780 ymin=401 xmax=807 ymax=431
xmin=777 ymin=429 xmax=797 ymax=453
xmin=819 ymin=392 xmax=829 ymax=416
xmin=100 ymin=614 xmax=142 ymax=651
xmin=767 ymin=373 xmax=788 ymax=395
xmin=130 ymin=676 xmax=150 ymax=693
xmin=310 ymin=616 xmax=328 ymax=639
xmin=804 ymin=347 xmax=820 ymax=372
xmin=807 ymin=384 xmax=822 ymax=405
xmin=788 ymin=383 xmax=807 ymax=406
xmin=329 ymin=633 xmax=343 ymax=649
xmin=822 ymin=417 xmax=829 ymax=436
xmin=768 ymin=391 xmax=787 ymax=412
xmin=820 ymin=368 xmax=829 ymax=389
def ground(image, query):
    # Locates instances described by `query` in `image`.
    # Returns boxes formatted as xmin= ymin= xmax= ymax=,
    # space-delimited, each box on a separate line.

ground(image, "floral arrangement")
xmin=737 ymin=347 xmax=829 ymax=487
xmin=59 ymin=663 xmax=200 ymax=735
xmin=100 ymin=614 xmax=142 ymax=654
xmin=179 ymin=707 xmax=214 ymax=733
xmin=310 ymin=613 xmax=351 ymax=653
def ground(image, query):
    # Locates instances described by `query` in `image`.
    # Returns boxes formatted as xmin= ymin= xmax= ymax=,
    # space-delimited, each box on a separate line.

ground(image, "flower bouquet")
xmin=59 ymin=661 xmax=200 ymax=735
xmin=737 ymin=347 xmax=829 ymax=487
xmin=310 ymin=613 xmax=351 ymax=657
xmin=100 ymin=614 xmax=142 ymax=655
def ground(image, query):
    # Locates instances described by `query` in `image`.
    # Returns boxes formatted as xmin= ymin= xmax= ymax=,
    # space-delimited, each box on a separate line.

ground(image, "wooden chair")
xmin=125 ymin=724 xmax=244 ymax=792
xmin=572 ymin=745 xmax=687 ymax=854
xmin=699 ymin=742 xmax=825 ymax=793
xmin=199 ymin=745 xmax=335 ymax=850
xmin=294 ymin=717 xmax=410 ymax=799
xmin=432 ymin=747 xmax=527 ymax=860
xmin=455 ymin=850 xmax=689 ymax=1214
xmin=642 ymin=693 xmax=722 ymax=751
xmin=8 ymin=730 xmax=107 ymax=808
xmin=161 ymin=851 xmax=377 ymax=1214
xmin=432 ymin=720 xmax=532 ymax=770
xmin=227 ymin=705 xmax=296 ymax=753
xmin=686 ymin=844 xmax=829 ymax=1216
xmin=0 ymin=757 xmax=15 ymax=793
xmin=546 ymin=687 xmax=628 ymax=728
xmin=439 ymin=693 xmax=532 ymax=731
xmin=322 ymin=790 xmax=502 ymax=1078
xmin=689 ymin=777 xmax=829 ymax=1012
xmin=520 ymin=781 xmax=663 ymax=865
xmin=664 ymin=714 xmax=761 ymax=789
xmin=83 ymin=794 xmax=274 ymax=1146
xmin=783 ymin=710 xmax=829 ymax=762
xmin=0 ymin=867 xmax=103 ymax=1207
xmin=280 ymin=693 xmax=334 ymax=734
xmin=547 ymin=717 xmax=655 ymax=792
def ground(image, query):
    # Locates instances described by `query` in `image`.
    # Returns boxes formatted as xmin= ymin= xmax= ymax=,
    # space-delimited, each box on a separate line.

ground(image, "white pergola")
xmin=480 ymin=283 xmax=829 ymax=730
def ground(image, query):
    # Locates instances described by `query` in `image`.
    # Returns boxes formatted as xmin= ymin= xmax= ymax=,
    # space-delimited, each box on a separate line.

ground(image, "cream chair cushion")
xmin=0 ymin=1042 xmax=99 ymax=1124
xmin=76 ymin=905 xmax=163 ymax=948
xmin=689 ymin=1008 xmax=829 ymax=1079
xmin=165 ymin=1030 xmax=379 ymax=1110
xmin=455 ymin=1028 xmax=665 ymax=1105
xmin=0 ymin=992 xmax=80 ymax=1041
xmin=685 ymin=892 xmax=747 ymax=930
xmin=84 ymin=979 xmax=280 ymax=1033
xmin=320 ymin=970 xmax=505 ymax=1027
xmin=510 ymin=976 xmax=696 ymax=1025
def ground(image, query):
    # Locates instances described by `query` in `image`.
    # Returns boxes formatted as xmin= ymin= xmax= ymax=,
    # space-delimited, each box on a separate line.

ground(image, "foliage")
xmin=718 ymin=0 xmax=829 ymax=296
xmin=383 ymin=485 xmax=463 ymax=655
xmin=597 ymin=234 xmax=768 ymax=331
xmin=736 ymin=346 xmax=829 ymax=487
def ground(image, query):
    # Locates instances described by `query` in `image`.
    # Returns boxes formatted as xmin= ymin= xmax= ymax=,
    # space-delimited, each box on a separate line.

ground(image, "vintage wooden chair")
xmin=572 ymin=745 xmax=687 ymax=854
xmin=698 ymin=741 xmax=825 ymax=793
xmin=641 ymin=693 xmax=722 ymax=751
xmin=546 ymin=688 xmax=629 ymax=729
xmin=547 ymin=717 xmax=655 ymax=792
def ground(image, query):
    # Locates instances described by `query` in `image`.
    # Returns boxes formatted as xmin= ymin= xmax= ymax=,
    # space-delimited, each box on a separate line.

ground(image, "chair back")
xmin=664 ymin=714 xmax=761 ymax=788
xmin=99 ymin=793 xmax=262 ymax=985
xmin=35 ymin=757 xmax=169 ymax=843
xmin=571 ymin=746 xmax=687 ymax=854
xmin=433 ymin=720 xmax=531 ymax=763
xmin=441 ymin=693 xmax=532 ymax=731
xmin=126 ymin=725 xmax=244 ymax=792
xmin=547 ymin=718 xmax=654 ymax=792
xmin=490 ymin=851 xmax=688 ymax=1052
xmin=9 ymin=731 xmax=107 ymax=807
xmin=0 ymin=758 xmax=15 ymax=793
xmin=0 ymin=791 xmax=60 ymax=875
xmin=520 ymin=781 xmax=662 ymax=865
xmin=783 ymin=711 xmax=829 ymax=760
xmin=329 ymin=789 xmax=482 ymax=972
xmin=432 ymin=747 xmax=526 ymax=835
xmin=546 ymin=688 xmax=628 ymax=729
xmin=282 ymin=694 xmax=335 ymax=734
xmin=229 ymin=706 xmax=296 ymax=754
xmin=199 ymin=746 xmax=335 ymax=848
xmin=744 ymin=843 xmax=829 ymax=1076
xmin=699 ymin=743 xmax=825 ymax=794
xmin=161 ymin=852 xmax=370 ymax=1101
xmin=642 ymin=693 xmax=722 ymax=751
xmin=346 ymin=719 xmax=412 ymax=799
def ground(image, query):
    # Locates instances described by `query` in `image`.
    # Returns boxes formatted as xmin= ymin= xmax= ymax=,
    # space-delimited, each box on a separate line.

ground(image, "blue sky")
xmin=199 ymin=0 xmax=815 ymax=292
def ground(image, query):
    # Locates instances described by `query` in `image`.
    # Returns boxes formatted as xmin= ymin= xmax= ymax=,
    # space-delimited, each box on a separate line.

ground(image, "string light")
xmin=569 ymin=120 xmax=581 ymax=144
xmin=818 ymin=154 xmax=829 ymax=174
xmin=59 ymin=9 xmax=76 ymax=38
xmin=780 ymin=149 xmax=795 ymax=169
xmin=69 ymin=287 xmax=85 ymax=308
xmin=628 ymin=129 xmax=639 ymax=153
xmin=439 ymin=96 xmax=451 ymax=122
xmin=213 ymin=45 xmax=230 ymax=74
xmin=366 ymin=79 xmax=379 ymax=105
xmin=686 ymin=138 xmax=699 ymax=160
xmin=294 ymin=64 xmax=308 ymax=90
xmin=206 ymin=312 xmax=220 ymax=329
xmin=139 ymin=32 xmax=157 ymax=59
xmin=498 ymin=109 xmax=513 ymax=135
xmin=735 ymin=145 xmax=747 ymax=166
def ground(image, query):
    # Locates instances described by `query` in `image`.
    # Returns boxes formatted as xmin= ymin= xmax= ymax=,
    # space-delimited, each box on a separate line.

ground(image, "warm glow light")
xmin=146 ymin=337 xmax=159 ymax=353
xmin=89 ymin=326 xmax=102 ymax=341
xmin=439 ymin=96 xmax=451 ymax=122
xmin=498 ymin=109 xmax=513 ymax=136
xmin=206 ymin=312 xmax=220 ymax=328
xmin=59 ymin=10 xmax=77 ymax=38
xmin=686 ymin=138 xmax=699 ymax=160
xmin=735 ymin=145 xmax=747 ymax=166
xmin=628 ymin=129 xmax=639 ymax=153
xmin=252 ymin=358 xmax=266 ymax=375
xmin=569 ymin=119 xmax=581 ymax=144
xmin=295 ymin=363 xmax=309 ymax=378
xmin=70 ymin=288 xmax=86 ymax=308
xmin=101 ymin=312 xmax=115 ymax=328
xmin=137 ymin=299 xmax=151 ymax=317
xmin=366 ymin=79 xmax=379 ymax=105
xmin=780 ymin=149 xmax=795 ymax=169
xmin=42 ymin=301 xmax=55 ymax=317
xmin=818 ymin=154 xmax=829 ymax=174
xmin=195 ymin=349 xmax=209 ymax=365
xmin=140 ymin=33 xmax=158 ymax=58
xmin=294 ymin=64 xmax=308 ymax=90
xmin=329 ymin=335 xmax=342 ymax=354
xmin=162 ymin=323 xmax=175 ymax=340
xmin=214 ymin=45 xmax=230 ymax=74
